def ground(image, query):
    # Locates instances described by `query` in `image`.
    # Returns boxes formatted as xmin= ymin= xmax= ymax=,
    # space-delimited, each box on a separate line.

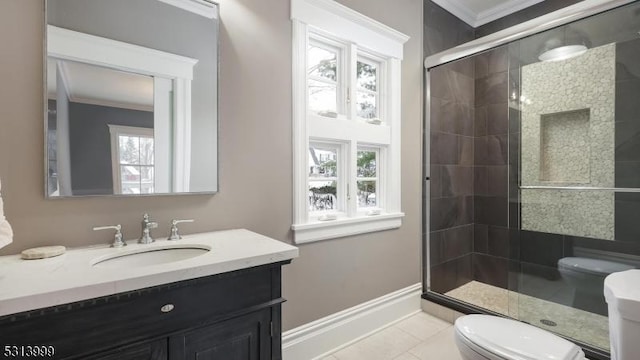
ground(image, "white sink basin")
xmin=92 ymin=245 xmax=210 ymax=268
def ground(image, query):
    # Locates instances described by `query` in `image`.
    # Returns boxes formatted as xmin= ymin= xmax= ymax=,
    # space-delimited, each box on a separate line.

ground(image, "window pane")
xmin=357 ymin=61 xmax=377 ymax=91
xmin=140 ymin=137 xmax=154 ymax=165
xmin=357 ymin=180 xmax=377 ymax=207
xmin=119 ymin=135 xmax=140 ymax=164
xmin=357 ymin=150 xmax=377 ymax=177
xmin=309 ymin=146 xmax=338 ymax=177
xmin=356 ymin=91 xmax=377 ymax=119
xmin=309 ymin=79 xmax=337 ymax=113
xmin=140 ymin=166 xmax=154 ymax=194
xmin=121 ymin=165 xmax=141 ymax=194
xmin=308 ymin=45 xmax=337 ymax=81
xmin=309 ymin=180 xmax=338 ymax=211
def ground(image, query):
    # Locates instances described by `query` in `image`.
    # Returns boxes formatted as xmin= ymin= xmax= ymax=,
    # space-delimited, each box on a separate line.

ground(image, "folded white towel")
xmin=0 ymin=179 xmax=13 ymax=249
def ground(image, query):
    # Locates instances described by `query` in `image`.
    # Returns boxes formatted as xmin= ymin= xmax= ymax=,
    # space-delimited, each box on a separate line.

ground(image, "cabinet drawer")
xmin=0 ymin=265 xmax=279 ymax=359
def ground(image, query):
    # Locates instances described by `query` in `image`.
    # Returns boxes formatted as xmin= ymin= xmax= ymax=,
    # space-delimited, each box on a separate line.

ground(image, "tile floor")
xmin=446 ymin=281 xmax=609 ymax=350
xmin=321 ymin=312 xmax=462 ymax=360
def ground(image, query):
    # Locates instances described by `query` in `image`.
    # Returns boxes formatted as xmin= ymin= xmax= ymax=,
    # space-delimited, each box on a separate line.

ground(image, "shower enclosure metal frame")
xmin=423 ymin=1 xmax=636 ymax=359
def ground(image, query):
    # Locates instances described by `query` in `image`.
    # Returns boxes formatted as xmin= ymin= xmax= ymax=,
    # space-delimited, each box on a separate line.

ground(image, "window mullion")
xmin=347 ymin=43 xmax=358 ymax=121
xmin=347 ymin=140 xmax=357 ymax=216
xmin=378 ymin=147 xmax=386 ymax=210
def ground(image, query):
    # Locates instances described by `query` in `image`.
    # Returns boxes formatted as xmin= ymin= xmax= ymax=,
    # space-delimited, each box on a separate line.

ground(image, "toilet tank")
xmin=604 ymin=270 xmax=640 ymax=360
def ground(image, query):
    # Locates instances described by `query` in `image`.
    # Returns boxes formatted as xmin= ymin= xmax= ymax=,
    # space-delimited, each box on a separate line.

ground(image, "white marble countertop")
xmin=0 ymin=229 xmax=298 ymax=317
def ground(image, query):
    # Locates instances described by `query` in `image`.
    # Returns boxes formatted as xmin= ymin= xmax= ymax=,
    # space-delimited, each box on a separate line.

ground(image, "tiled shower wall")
xmin=426 ymin=0 xmax=475 ymax=294
xmin=470 ymin=39 xmax=640 ymax=309
xmin=471 ymin=46 xmax=511 ymax=290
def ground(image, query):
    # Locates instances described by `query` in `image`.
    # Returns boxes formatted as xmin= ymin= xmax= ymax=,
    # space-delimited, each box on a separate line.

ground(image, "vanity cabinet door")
xmin=170 ymin=309 xmax=271 ymax=360
xmin=85 ymin=339 xmax=167 ymax=360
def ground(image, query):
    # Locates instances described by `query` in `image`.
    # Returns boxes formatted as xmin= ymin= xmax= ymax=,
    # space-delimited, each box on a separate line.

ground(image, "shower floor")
xmin=445 ymin=281 xmax=610 ymax=350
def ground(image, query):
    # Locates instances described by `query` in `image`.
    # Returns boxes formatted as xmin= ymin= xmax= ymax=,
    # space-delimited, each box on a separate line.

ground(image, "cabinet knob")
xmin=160 ymin=304 xmax=175 ymax=313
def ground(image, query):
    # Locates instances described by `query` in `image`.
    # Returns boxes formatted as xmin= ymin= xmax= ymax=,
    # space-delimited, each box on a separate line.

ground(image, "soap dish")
xmin=21 ymin=246 xmax=66 ymax=260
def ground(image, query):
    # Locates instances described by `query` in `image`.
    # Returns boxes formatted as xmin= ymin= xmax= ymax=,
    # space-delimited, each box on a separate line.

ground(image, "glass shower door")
xmin=427 ymin=1 xmax=640 ymax=353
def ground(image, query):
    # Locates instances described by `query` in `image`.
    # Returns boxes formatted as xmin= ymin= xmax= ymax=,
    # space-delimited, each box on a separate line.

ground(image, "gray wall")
xmin=48 ymin=0 xmax=219 ymax=192
xmin=0 ymin=0 xmax=422 ymax=331
xmin=68 ymin=102 xmax=153 ymax=196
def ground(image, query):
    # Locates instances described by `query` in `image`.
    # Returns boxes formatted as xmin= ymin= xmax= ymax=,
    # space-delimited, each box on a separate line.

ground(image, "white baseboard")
xmin=282 ymin=283 xmax=422 ymax=360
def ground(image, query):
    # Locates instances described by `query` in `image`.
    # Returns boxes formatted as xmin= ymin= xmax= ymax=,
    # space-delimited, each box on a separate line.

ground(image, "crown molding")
xmin=476 ymin=0 xmax=544 ymax=26
xmin=431 ymin=0 xmax=543 ymax=28
xmin=156 ymin=0 xmax=218 ymax=19
xmin=430 ymin=0 xmax=477 ymax=27
xmin=425 ymin=0 xmax=635 ymax=69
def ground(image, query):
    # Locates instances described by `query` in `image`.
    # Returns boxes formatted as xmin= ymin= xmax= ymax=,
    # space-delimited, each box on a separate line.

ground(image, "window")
xmin=307 ymin=40 xmax=343 ymax=115
xmin=308 ymin=143 xmax=341 ymax=212
xmin=357 ymin=148 xmax=379 ymax=209
xmin=291 ymin=0 xmax=408 ymax=243
xmin=356 ymin=57 xmax=380 ymax=120
xmin=109 ymin=125 xmax=154 ymax=194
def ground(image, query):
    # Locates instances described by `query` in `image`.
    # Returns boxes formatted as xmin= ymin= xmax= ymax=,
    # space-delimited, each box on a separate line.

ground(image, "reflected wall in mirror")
xmin=46 ymin=0 xmax=219 ymax=197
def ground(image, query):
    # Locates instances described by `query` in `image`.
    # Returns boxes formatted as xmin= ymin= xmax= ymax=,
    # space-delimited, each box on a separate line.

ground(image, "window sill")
xmin=291 ymin=212 xmax=404 ymax=244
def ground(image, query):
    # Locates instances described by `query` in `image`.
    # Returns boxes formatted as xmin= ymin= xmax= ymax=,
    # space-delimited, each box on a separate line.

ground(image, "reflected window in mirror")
xmin=109 ymin=125 xmax=155 ymax=195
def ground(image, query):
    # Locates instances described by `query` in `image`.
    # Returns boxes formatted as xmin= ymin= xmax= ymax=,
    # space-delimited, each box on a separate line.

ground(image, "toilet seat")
xmin=454 ymin=315 xmax=585 ymax=360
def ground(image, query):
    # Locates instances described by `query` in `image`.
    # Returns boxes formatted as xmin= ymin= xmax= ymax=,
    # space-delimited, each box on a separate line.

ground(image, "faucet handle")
xmin=93 ymin=224 xmax=126 ymax=248
xmin=172 ymin=219 xmax=194 ymax=226
xmin=168 ymin=219 xmax=194 ymax=240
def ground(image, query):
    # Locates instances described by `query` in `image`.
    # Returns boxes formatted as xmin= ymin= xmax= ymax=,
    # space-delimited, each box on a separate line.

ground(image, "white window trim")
xmin=291 ymin=0 xmax=409 ymax=244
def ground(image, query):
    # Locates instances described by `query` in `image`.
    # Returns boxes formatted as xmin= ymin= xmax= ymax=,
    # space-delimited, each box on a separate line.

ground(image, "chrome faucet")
xmin=168 ymin=219 xmax=195 ymax=240
xmin=139 ymin=213 xmax=158 ymax=244
xmin=93 ymin=224 xmax=126 ymax=248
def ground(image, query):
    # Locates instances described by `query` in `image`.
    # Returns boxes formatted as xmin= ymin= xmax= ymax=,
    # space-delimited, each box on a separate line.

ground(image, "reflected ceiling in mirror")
xmin=45 ymin=0 xmax=219 ymax=197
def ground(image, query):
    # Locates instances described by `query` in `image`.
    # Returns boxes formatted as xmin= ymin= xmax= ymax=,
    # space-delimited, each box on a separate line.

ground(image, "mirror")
xmin=45 ymin=0 xmax=218 ymax=197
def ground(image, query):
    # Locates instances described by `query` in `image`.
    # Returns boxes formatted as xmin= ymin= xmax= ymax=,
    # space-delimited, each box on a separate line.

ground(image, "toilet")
xmin=454 ymin=314 xmax=586 ymax=360
xmin=604 ymin=269 xmax=640 ymax=360
xmin=558 ymin=257 xmax=634 ymax=315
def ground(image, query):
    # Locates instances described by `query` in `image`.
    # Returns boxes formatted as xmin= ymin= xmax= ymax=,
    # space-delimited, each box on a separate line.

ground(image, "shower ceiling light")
xmin=538 ymin=45 xmax=588 ymax=62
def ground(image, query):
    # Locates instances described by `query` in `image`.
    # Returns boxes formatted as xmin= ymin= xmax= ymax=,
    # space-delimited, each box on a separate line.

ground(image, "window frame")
xmin=355 ymin=53 xmax=385 ymax=122
xmin=291 ymin=0 xmax=408 ymax=244
xmin=307 ymin=36 xmax=347 ymax=117
xmin=356 ymin=146 xmax=382 ymax=213
xmin=308 ymin=140 xmax=347 ymax=218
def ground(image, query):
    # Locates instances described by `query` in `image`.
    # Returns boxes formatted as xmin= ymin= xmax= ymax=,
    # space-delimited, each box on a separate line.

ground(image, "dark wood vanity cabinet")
xmin=172 ymin=309 xmax=271 ymax=359
xmin=85 ymin=339 xmax=168 ymax=360
xmin=0 ymin=261 xmax=289 ymax=360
